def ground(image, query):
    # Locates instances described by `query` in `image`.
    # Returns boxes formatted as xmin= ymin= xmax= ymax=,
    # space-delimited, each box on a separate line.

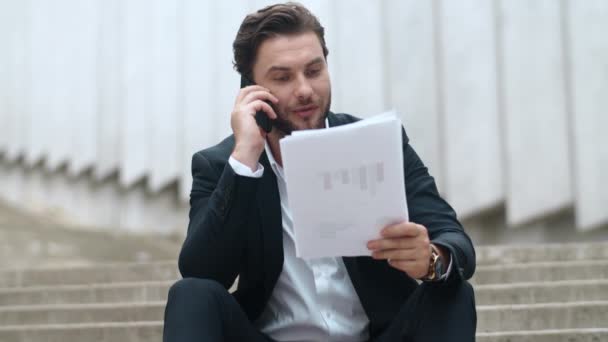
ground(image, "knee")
xmin=441 ymin=280 xmax=476 ymax=319
xmin=167 ymin=278 xmax=228 ymax=305
xmin=454 ymin=280 xmax=475 ymax=300
xmin=420 ymin=279 xmax=476 ymax=309
xmin=457 ymin=280 xmax=476 ymax=307
xmin=410 ymin=281 xmax=477 ymax=340
xmin=421 ymin=280 xmax=476 ymax=322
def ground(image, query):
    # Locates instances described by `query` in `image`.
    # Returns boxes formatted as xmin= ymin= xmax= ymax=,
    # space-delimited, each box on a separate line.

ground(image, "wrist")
xmin=232 ymin=144 xmax=263 ymax=171
xmin=422 ymin=244 xmax=447 ymax=281
xmin=432 ymin=244 xmax=450 ymax=274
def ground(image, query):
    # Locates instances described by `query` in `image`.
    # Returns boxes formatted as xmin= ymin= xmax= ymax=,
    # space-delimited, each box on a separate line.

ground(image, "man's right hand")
xmin=230 ymin=85 xmax=279 ymax=171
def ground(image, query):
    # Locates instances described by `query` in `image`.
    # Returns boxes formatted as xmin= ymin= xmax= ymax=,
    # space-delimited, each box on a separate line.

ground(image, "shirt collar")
xmin=264 ymin=141 xmax=282 ymax=178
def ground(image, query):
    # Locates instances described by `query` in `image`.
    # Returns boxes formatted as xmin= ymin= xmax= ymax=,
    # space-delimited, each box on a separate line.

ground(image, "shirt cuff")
xmin=438 ymin=252 xmax=454 ymax=281
xmin=228 ymin=156 xmax=264 ymax=178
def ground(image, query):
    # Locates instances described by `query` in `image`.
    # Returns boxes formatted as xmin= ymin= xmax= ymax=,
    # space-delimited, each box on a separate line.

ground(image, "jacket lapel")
xmin=256 ymin=151 xmax=284 ymax=293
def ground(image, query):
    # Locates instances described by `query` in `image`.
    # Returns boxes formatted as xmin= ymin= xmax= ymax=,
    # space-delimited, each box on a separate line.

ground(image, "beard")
xmin=272 ymin=92 xmax=331 ymax=136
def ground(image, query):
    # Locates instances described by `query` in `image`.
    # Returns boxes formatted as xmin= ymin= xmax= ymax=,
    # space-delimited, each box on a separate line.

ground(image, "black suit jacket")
xmin=178 ymin=112 xmax=476 ymax=339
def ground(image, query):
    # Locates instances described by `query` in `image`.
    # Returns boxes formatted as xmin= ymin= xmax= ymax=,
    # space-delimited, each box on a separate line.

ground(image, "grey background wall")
xmin=0 ymin=0 xmax=606 ymax=240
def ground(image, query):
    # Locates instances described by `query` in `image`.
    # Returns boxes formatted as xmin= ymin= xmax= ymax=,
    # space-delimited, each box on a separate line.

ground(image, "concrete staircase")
xmin=0 ymin=242 xmax=607 ymax=341
xmin=474 ymin=243 xmax=608 ymax=341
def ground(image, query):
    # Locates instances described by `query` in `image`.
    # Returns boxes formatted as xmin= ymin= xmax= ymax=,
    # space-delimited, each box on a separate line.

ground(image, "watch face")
xmin=434 ymin=258 xmax=444 ymax=278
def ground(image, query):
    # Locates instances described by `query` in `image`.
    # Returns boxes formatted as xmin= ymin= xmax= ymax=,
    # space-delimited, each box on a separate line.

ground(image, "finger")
xmin=377 ymin=245 xmax=430 ymax=261
xmin=242 ymin=89 xmax=279 ymax=104
xmin=259 ymin=126 xmax=269 ymax=137
xmin=236 ymin=85 xmax=261 ymax=103
xmin=388 ymin=259 xmax=428 ymax=279
xmin=242 ymin=89 xmax=279 ymax=106
xmin=371 ymin=248 xmax=418 ymax=261
xmin=250 ymin=99 xmax=278 ymax=120
xmin=236 ymin=85 xmax=270 ymax=104
xmin=381 ymin=222 xmax=424 ymax=238
xmin=367 ymin=237 xmax=417 ymax=251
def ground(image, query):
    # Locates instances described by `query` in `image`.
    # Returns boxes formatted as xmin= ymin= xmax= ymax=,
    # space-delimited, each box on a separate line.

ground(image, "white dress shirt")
xmin=229 ymin=145 xmax=370 ymax=341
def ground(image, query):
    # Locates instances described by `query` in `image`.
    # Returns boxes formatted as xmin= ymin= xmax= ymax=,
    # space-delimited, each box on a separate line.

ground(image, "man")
xmin=164 ymin=2 xmax=476 ymax=341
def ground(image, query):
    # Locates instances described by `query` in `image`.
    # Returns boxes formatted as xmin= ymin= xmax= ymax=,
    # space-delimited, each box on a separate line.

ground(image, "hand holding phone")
xmin=240 ymin=76 xmax=274 ymax=133
xmin=230 ymin=76 xmax=278 ymax=170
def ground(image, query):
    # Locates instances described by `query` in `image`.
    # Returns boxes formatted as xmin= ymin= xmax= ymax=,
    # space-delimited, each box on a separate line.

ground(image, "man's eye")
xmin=307 ymin=69 xmax=321 ymax=77
xmin=275 ymin=76 xmax=290 ymax=82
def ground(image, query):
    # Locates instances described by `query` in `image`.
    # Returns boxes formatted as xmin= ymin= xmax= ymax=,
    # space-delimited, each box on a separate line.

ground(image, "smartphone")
xmin=240 ymin=76 xmax=273 ymax=133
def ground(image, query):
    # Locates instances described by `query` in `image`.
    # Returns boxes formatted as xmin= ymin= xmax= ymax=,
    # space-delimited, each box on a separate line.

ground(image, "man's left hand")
xmin=367 ymin=222 xmax=433 ymax=279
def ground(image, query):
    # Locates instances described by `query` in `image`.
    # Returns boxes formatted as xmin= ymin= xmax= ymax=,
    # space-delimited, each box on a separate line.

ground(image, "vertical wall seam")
xmin=492 ymin=0 xmax=511 ymax=225
xmin=176 ymin=0 xmax=186 ymax=203
xmin=431 ymin=0 xmax=447 ymax=195
xmin=559 ymin=0 xmax=579 ymax=228
xmin=379 ymin=0 xmax=391 ymax=111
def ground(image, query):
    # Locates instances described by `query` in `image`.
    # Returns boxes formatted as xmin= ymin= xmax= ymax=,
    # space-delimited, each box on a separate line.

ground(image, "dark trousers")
xmin=163 ymin=278 xmax=476 ymax=342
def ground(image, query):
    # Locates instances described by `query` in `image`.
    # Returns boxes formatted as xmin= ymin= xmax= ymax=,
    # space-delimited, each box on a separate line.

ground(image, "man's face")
xmin=252 ymin=32 xmax=331 ymax=135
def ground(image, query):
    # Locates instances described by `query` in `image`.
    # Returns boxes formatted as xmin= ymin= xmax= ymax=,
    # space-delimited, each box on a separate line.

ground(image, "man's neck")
xmin=266 ymin=131 xmax=284 ymax=167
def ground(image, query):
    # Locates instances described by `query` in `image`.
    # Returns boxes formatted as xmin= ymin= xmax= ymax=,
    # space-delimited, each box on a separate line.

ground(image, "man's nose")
xmin=294 ymin=75 xmax=313 ymax=100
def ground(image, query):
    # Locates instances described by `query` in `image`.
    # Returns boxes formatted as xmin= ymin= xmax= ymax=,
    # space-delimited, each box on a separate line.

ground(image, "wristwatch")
xmin=422 ymin=245 xmax=444 ymax=281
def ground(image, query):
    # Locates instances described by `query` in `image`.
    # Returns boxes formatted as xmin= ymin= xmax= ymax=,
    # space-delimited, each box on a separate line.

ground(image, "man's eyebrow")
xmin=266 ymin=57 xmax=325 ymax=75
xmin=305 ymin=57 xmax=324 ymax=67
xmin=267 ymin=65 xmax=291 ymax=73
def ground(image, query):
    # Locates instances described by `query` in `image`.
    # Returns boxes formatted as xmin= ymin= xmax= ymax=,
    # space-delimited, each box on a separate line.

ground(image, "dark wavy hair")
xmin=232 ymin=2 xmax=329 ymax=81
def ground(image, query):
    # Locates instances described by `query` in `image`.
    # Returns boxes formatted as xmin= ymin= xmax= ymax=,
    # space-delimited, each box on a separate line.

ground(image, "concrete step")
xmin=0 ymin=325 xmax=606 ymax=342
xmin=0 ymin=201 xmax=182 ymax=269
xmin=0 ymin=322 xmax=163 ymax=342
xmin=2 ymin=278 xmax=606 ymax=307
xmin=0 ymin=281 xmax=173 ymax=306
xmin=4 ymin=300 xmax=607 ymax=332
xmin=3 ymin=257 xmax=607 ymax=288
xmin=476 ymin=242 xmax=608 ymax=265
xmin=475 ymin=279 xmax=608 ymax=305
xmin=477 ymin=301 xmax=608 ymax=332
xmin=471 ymin=260 xmax=608 ymax=285
xmin=0 ymin=261 xmax=179 ymax=288
xmin=476 ymin=328 xmax=608 ymax=342
xmin=0 ymin=302 xmax=165 ymax=326
xmin=0 ymin=321 xmax=608 ymax=342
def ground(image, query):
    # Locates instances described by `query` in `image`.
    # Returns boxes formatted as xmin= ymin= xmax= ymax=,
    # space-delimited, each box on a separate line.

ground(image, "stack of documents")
xmin=279 ymin=111 xmax=409 ymax=259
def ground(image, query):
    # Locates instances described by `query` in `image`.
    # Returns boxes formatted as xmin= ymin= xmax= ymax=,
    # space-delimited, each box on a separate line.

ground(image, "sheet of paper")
xmin=279 ymin=111 xmax=409 ymax=259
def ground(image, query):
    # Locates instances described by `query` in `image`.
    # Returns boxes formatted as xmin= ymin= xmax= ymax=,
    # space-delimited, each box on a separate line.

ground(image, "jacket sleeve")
xmin=402 ymin=129 xmax=476 ymax=282
xmin=178 ymin=151 xmax=259 ymax=288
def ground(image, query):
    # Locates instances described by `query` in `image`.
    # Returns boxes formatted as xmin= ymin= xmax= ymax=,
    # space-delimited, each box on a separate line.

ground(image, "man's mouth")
xmin=293 ymin=105 xmax=318 ymax=118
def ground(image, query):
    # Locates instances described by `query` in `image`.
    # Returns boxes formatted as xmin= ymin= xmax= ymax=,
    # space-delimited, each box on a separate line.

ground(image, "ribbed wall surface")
xmin=0 ymin=0 xmax=606 ymax=234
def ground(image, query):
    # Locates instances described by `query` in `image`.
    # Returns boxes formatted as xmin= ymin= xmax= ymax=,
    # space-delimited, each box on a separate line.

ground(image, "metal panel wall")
xmin=44 ymin=0 xmax=70 ymax=171
xmin=330 ymin=0 xmax=386 ymax=117
xmin=121 ymin=0 xmax=151 ymax=186
xmin=439 ymin=0 xmax=503 ymax=217
xmin=498 ymin=0 xmax=573 ymax=225
xmin=11 ymin=0 xmax=30 ymax=162
xmin=180 ymin=0 xmax=215 ymax=201
xmin=27 ymin=1 xmax=55 ymax=167
xmin=213 ymin=1 xmax=250 ymax=145
xmin=0 ymin=0 xmax=10 ymax=154
xmin=384 ymin=0 xmax=444 ymax=188
xmin=146 ymin=0 xmax=181 ymax=192
xmin=66 ymin=0 xmax=99 ymax=176
xmin=95 ymin=0 xmax=123 ymax=180
xmin=566 ymin=0 xmax=608 ymax=230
